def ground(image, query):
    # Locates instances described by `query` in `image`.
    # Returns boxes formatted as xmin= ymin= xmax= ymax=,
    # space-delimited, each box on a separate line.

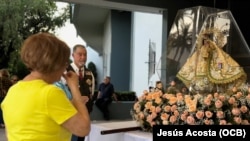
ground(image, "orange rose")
xmin=163 ymin=105 xmax=171 ymax=112
xmin=149 ymin=106 xmax=156 ymax=113
xmin=169 ymin=96 xmax=177 ymax=105
xmin=145 ymin=101 xmax=152 ymax=109
xmin=160 ymin=113 xmax=170 ymax=121
xmin=188 ymin=104 xmax=197 ymax=112
xmin=155 ymin=97 xmax=162 ymax=104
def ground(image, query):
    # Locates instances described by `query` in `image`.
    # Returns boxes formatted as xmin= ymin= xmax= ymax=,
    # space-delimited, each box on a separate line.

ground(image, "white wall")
xmin=103 ymin=12 xmax=112 ymax=79
xmin=131 ymin=12 xmax=162 ymax=97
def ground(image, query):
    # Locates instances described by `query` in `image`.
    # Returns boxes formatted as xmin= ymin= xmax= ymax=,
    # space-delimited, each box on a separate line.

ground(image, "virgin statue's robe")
xmin=177 ymin=40 xmax=246 ymax=93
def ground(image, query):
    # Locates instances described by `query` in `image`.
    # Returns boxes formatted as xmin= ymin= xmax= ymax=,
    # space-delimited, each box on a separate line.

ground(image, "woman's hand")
xmin=62 ymin=71 xmax=79 ymax=90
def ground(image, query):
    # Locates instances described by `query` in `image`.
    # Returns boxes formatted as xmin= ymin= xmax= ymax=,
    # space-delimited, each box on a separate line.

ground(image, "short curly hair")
xmin=21 ymin=32 xmax=70 ymax=74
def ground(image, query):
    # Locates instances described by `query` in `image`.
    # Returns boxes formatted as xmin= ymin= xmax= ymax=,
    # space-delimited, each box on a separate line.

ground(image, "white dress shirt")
xmin=70 ymin=62 xmax=95 ymax=96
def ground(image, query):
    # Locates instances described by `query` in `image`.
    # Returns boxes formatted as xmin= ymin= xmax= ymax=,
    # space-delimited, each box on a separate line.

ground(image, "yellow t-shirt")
xmin=1 ymin=80 xmax=77 ymax=141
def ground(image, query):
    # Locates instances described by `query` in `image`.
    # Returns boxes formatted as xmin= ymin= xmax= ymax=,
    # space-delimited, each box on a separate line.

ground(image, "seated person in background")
xmin=95 ymin=76 xmax=118 ymax=120
xmin=154 ymin=81 xmax=165 ymax=93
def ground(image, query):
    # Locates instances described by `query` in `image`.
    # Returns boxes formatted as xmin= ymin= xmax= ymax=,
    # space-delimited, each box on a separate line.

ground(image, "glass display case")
xmin=162 ymin=6 xmax=250 ymax=90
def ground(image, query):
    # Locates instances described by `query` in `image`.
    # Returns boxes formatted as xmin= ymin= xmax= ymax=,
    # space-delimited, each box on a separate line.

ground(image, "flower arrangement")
xmin=131 ymin=87 xmax=250 ymax=132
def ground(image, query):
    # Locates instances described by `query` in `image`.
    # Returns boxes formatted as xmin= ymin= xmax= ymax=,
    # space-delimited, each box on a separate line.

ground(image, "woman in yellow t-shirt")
xmin=1 ymin=33 xmax=90 ymax=141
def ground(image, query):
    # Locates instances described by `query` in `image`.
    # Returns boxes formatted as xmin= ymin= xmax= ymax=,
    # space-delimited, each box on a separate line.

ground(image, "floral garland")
xmin=131 ymin=87 xmax=250 ymax=132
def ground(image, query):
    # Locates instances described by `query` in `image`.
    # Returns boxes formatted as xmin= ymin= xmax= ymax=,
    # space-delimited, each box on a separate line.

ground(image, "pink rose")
xmin=213 ymin=92 xmax=219 ymax=98
xmin=232 ymin=86 xmax=237 ymax=93
xmin=216 ymin=110 xmax=224 ymax=119
xmin=204 ymin=119 xmax=212 ymax=125
xmin=215 ymin=100 xmax=223 ymax=109
xmin=219 ymin=120 xmax=227 ymax=125
xmin=173 ymin=110 xmax=180 ymax=117
xmin=240 ymin=105 xmax=248 ymax=113
xmin=232 ymin=108 xmax=241 ymax=116
xmin=155 ymin=106 xmax=162 ymax=113
xmin=138 ymin=112 xmax=145 ymax=119
xmin=205 ymin=111 xmax=213 ymax=118
xmin=242 ymin=120 xmax=250 ymax=125
xmin=169 ymin=115 xmax=177 ymax=124
xmin=219 ymin=95 xmax=226 ymax=101
xmin=171 ymin=105 xmax=177 ymax=112
xmin=207 ymin=94 xmax=213 ymax=100
xmin=151 ymin=112 xmax=157 ymax=119
xmin=234 ymin=117 xmax=242 ymax=124
xmin=196 ymin=110 xmax=204 ymax=120
xmin=246 ymin=94 xmax=250 ymax=99
xmin=186 ymin=116 xmax=195 ymax=125
xmin=204 ymin=98 xmax=212 ymax=106
xmin=180 ymin=113 xmax=187 ymax=121
xmin=146 ymin=115 xmax=153 ymax=122
xmin=228 ymin=97 xmax=236 ymax=105
xmin=150 ymin=121 xmax=156 ymax=127
xmin=235 ymin=92 xmax=243 ymax=99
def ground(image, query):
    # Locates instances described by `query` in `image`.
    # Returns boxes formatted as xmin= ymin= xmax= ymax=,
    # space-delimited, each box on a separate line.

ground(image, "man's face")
xmin=72 ymin=47 xmax=87 ymax=68
xmin=104 ymin=77 xmax=110 ymax=84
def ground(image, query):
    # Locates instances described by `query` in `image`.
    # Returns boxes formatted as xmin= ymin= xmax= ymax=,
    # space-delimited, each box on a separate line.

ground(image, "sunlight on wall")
xmin=132 ymin=12 xmax=162 ymax=97
xmin=55 ymin=2 xmax=87 ymax=48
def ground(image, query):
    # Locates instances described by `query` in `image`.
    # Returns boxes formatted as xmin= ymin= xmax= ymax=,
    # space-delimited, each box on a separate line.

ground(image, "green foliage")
xmin=0 ymin=0 xmax=69 ymax=74
xmin=15 ymin=60 xmax=30 ymax=79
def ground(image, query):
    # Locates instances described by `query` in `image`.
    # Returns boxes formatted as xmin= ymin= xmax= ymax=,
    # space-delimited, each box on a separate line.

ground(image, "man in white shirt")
xmin=67 ymin=44 xmax=95 ymax=141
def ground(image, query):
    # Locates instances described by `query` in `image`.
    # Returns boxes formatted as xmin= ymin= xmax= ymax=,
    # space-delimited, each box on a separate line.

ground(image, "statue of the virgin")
xmin=177 ymin=28 xmax=247 ymax=94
